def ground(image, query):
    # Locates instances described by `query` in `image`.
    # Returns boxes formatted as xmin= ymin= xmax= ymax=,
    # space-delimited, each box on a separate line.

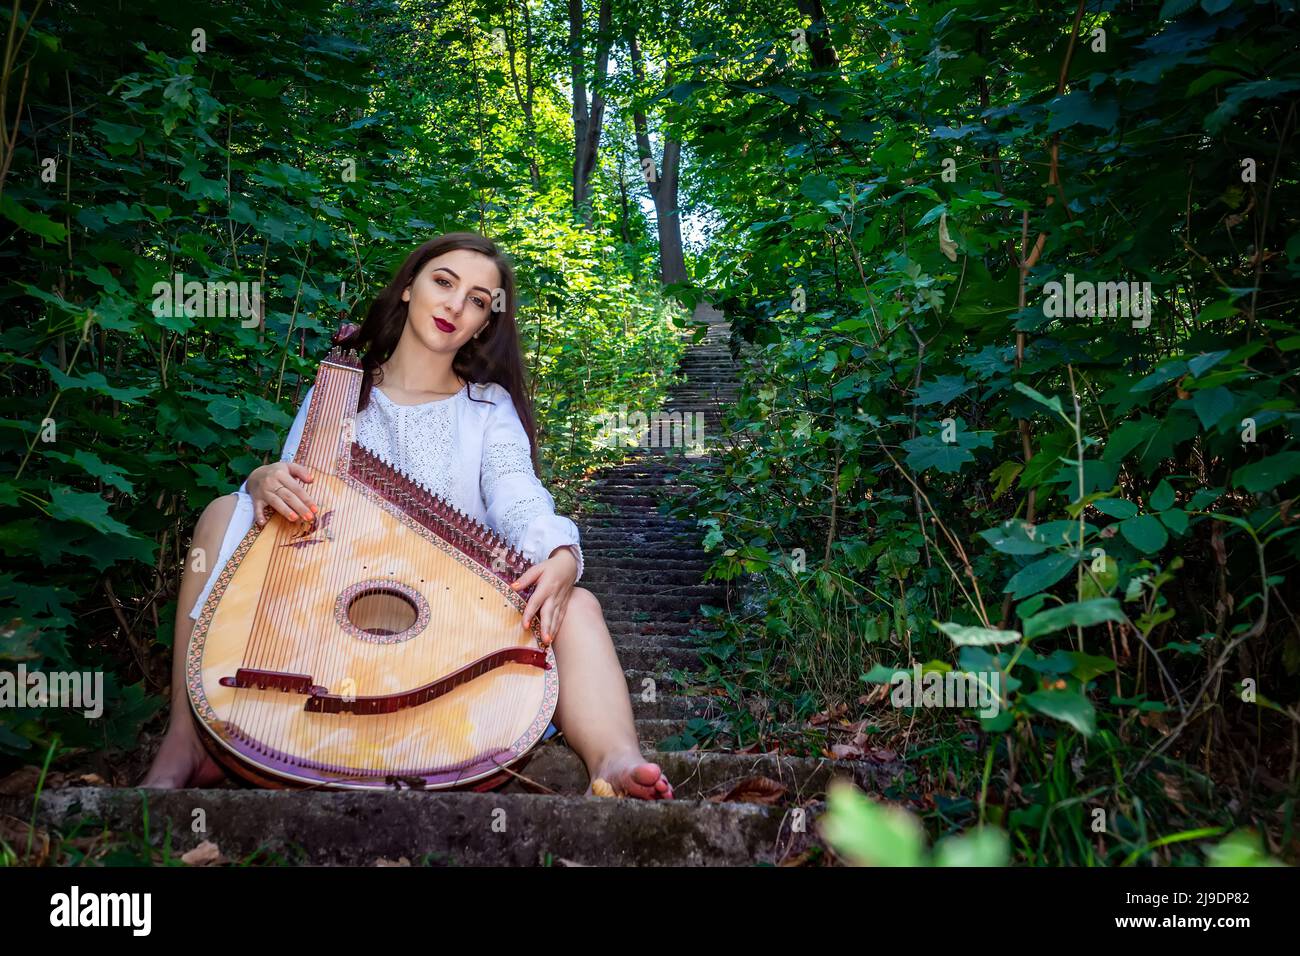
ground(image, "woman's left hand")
xmin=511 ymin=546 xmax=579 ymax=646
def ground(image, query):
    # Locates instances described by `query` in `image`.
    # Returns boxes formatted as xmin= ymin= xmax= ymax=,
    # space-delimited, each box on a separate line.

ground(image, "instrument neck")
xmin=295 ymin=359 xmax=364 ymax=476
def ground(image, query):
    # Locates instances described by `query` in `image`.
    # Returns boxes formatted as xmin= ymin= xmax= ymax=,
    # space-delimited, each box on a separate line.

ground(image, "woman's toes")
xmin=630 ymin=762 xmax=663 ymax=788
xmin=593 ymin=760 xmax=675 ymax=800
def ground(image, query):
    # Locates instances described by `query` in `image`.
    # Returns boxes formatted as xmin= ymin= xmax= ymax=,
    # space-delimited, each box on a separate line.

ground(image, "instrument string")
xmin=315 ymin=369 xmax=356 ymax=770
xmin=297 ymin=369 xmax=343 ymax=764
xmin=231 ymin=369 xmax=331 ymax=741
xmin=253 ymin=367 xmax=327 ymax=751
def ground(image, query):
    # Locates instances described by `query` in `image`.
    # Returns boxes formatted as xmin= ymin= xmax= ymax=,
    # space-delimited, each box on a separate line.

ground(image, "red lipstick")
xmin=434 ymin=316 xmax=456 ymax=333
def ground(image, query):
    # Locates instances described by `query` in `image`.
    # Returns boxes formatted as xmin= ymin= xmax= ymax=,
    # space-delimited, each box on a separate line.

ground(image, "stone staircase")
xmin=4 ymin=302 xmax=899 ymax=866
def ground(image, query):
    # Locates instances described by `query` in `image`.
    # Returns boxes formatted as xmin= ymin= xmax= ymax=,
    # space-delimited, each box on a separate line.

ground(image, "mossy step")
xmin=4 ymin=787 xmax=796 ymax=867
xmin=509 ymin=741 xmax=904 ymax=803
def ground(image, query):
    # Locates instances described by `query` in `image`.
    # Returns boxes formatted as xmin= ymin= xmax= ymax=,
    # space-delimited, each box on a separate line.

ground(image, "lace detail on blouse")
xmin=498 ymin=493 xmax=554 ymax=546
xmin=481 ymin=441 xmax=535 ymax=500
xmin=356 ymin=389 xmax=457 ymax=502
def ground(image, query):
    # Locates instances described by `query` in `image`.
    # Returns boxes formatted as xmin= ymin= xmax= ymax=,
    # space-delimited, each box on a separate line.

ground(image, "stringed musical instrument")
xmin=185 ymin=344 xmax=557 ymax=790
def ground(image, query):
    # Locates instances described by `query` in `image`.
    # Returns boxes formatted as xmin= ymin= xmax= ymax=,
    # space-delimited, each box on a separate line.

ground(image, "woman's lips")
xmin=434 ymin=316 xmax=456 ymax=333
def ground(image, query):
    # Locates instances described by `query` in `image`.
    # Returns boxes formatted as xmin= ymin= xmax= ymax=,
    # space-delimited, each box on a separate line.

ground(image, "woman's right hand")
xmin=248 ymin=461 xmax=319 ymax=527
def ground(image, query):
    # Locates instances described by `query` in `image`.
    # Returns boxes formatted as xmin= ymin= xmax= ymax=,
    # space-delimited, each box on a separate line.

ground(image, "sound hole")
xmin=347 ymin=587 xmax=418 ymax=636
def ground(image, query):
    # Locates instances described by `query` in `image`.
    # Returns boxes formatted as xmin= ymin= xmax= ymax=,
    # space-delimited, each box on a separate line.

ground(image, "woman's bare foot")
xmin=139 ymin=728 xmax=227 ymax=789
xmin=587 ymin=749 xmax=674 ymax=800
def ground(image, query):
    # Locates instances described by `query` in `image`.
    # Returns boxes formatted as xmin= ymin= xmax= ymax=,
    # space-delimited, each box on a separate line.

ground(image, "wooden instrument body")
xmin=186 ymin=351 xmax=557 ymax=790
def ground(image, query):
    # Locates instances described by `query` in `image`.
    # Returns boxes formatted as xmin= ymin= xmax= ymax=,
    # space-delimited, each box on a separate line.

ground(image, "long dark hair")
xmin=340 ymin=232 xmax=539 ymax=468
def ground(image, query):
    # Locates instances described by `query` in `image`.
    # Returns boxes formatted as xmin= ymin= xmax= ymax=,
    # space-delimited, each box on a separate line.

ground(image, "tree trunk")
xmin=568 ymin=0 xmax=613 ymax=225
xmin=628 ymin=27 xmax=686 ymax=286
xmin=795 ymin=0 xmax=840 ymax=72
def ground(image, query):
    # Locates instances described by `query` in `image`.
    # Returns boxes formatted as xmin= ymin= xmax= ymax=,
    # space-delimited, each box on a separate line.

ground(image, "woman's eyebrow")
xmin=433 ymin=267 xmax=492 ymax=297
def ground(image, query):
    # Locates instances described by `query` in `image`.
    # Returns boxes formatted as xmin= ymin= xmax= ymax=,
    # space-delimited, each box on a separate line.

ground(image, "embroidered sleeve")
xmin=479 ymin=385 xmax=584 ymax=582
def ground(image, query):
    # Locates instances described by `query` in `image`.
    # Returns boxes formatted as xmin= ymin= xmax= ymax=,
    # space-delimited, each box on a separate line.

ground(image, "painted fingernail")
xmin=289 ymin=512 xmax=298 ymax=520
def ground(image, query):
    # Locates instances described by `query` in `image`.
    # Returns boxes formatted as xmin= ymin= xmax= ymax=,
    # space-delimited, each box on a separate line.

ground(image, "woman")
xmin=141 ymin=231 xmax=674 ymax=800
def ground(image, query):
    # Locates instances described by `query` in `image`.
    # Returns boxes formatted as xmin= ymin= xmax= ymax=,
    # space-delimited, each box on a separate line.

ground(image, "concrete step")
xmin=615 ymin=644 xmax=702 ymax=670
xmin=5 ymin=787 xmax=800 ymax=867
xmin=504 ymin=741 xmax=905 ymax=803
xmin=630 ymin=691 xmax=722 ymax=719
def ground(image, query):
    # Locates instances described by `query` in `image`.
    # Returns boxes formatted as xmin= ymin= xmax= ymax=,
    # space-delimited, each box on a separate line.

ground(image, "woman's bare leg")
xmin=550 ymin=587 xmax=673 ymax=799
xmin=139 ymin=494 xmax=240 ymax=788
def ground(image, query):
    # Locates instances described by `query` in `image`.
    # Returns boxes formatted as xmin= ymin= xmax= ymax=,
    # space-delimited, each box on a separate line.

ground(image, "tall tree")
xmin=628 ymin=24 xmax=686 ymax=286
xmin=568 ymin=0 xmax=614 ymax=225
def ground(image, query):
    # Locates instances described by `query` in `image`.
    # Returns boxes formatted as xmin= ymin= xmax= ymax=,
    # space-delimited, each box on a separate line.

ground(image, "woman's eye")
xmin=472 ymin=297 xmax=485 ymax=309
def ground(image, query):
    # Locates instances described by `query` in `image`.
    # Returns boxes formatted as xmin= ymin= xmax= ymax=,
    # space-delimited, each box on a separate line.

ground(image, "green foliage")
xmin=821 ymin=779 xmax=1010 ymax=867
xmin=669 ymin=0 xmax=1300 ymax=864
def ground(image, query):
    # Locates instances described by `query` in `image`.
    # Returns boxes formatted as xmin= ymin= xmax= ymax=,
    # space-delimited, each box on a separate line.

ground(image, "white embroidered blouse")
xmin=187 ymin=380 xmax=583 ymax=621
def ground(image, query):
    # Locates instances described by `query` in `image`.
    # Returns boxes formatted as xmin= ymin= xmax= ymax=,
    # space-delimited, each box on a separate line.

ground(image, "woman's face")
xmin=399 ymin=248 xmax=502 ymax=356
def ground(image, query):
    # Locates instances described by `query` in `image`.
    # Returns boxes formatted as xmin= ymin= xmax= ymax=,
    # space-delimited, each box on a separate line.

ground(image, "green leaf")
xmin=1133 ymin=360 xmax=1189 ymax=393
xmin=46 ymin=484 xmax=134 ymax=537
xmin=93 ymin=119 xmax=145 ymax=146
xmin=1187 ymin=349 xmax=1231 ymax=377
xmin=979 ymin=520 xmax=1051 ymax=556
xmin=901 ymin=430 xmax=993 ymax=474
xmin=1046 ymin=90 xmax=1118 ymax=133
xmin=1120 ymin=514 xmax=1169 ymax=553
xmin=1023 ymin=599 xmax=1125 ymax=639
xmin=1188 ymin=487 xmax=1224 ymax=510
xmin=1160 ymin=509 xmax=1189 ymax=535
xmin=1191 ymin=387 xmax=1234 ymax=429
xmin=1193 ymin=301 xmax=1237 ymax=323
xmin=913 ymin=375 xmax=972 ymax=406
xmin=989 ymin=461 xmax=1022 ymax=500
xmin=933 ymin=828 xmax=1010 ymax=867
xmin=206 ymin=396 xmax=243 ymax=430
xmin=1206 ymin=830 xmax=1286 ymax=867
xmin=936 ymin=621 xmax=1022 ymax=646
xmin=1063 ymin=651 xmax=1117 ymax=684
xmin=1232 ymin=452 xmax=1300 ymax=493
xmin=41 ymin=449 xmax=136 ymax=494
xmin=820 ymin=780 xmax=926 ymax=867
xmin=1149 ymin=480 xmax=1175 ymax=511
xmin=1004 ymin=553 xmax=1077 ymax=599
xmin=1207 ymin=80 xmax=1300 ymax=134
xmin=42 ymin=360 xmax=151 ymax=402
xmin=799 ymin=174 xmax=840 ymax=204
xmin=1023 ymin=689 xmax=1097 ymax=736
xmin=1093 ymin=498 xmax=1138 ymax=519
xmin=0 ymin=193 xmax=67 ymax=242
xmin=1012 ymin=381 xmax=1065 ymax=419
xmin=1103 ymin=418 xmax=1160 ymax=466
xmin=861 ymin=664 xmax=908 ymax=684
xmin=1080 ymin=555 xmax=1119 ymax=599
